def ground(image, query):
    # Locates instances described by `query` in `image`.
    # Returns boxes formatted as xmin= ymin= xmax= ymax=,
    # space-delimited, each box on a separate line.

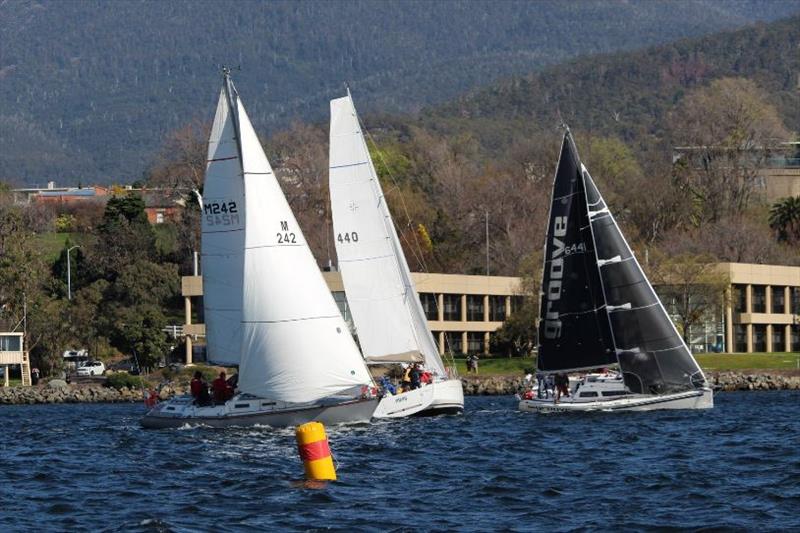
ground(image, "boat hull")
xmin=373 ymin=378 xmax=464 ymax=418
xmin=518 ymin=387 xmax=713 ymax=413
xmin=141 ymin=396 xmax=378 ymax=429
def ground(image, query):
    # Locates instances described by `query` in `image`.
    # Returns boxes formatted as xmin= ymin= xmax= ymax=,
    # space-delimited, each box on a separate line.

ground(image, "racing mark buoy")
xmin=295 ymin=421 xmax=336 ymax=481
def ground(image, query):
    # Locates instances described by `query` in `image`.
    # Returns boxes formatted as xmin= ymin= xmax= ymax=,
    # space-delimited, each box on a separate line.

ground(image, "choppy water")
xmin=1 ymin=392 xmax=798 ymax=532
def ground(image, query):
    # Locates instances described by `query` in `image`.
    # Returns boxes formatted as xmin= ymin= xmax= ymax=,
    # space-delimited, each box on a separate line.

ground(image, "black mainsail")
xmin=537 ymin=131 xmax=707 ymax=395
xmin=537 ymin=132 xmax=616 ymax=372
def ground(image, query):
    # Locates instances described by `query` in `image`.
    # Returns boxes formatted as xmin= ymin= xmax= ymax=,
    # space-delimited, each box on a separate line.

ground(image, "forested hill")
xmin=426 ymin=15 xmax=800 ymax=151
xmin=2 ymin=0 xmax=799 ymax=185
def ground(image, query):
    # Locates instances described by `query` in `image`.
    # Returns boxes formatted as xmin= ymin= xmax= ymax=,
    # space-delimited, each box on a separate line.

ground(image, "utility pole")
xmin=485 ymin=209 xmax=489 ymax=277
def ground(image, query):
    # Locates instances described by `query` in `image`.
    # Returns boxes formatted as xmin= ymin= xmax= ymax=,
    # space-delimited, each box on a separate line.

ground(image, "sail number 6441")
xmin=337 ymin=232 xmax=359 ymax=244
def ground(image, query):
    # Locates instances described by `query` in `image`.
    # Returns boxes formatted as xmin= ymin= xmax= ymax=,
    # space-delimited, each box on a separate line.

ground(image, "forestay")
xmin=329 ymin=94 xmax=446 ymax=376
xmin=200 ymin=88 xmax=245 ymax=366
xmin=536 ymin=132 xmax=616 ymax=373
xmin=582 ymin=165 xmax=707 ymax=394
xmin=219 ymin=77 xmax=373 ymax=403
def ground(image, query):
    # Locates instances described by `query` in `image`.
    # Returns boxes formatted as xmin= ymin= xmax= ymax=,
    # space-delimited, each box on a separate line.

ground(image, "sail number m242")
xmin=204 ymin=201 xmax=240 ymax=226
xmin=336 ymin=232 xmax=359 ymax=244
xmin=544 ymin=216 xmax=567 ymax=340
xmin=277 ymin=221 xmax=296 ymax=244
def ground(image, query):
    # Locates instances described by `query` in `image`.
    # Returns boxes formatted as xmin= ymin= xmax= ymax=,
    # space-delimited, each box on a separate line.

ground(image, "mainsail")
xmin=537 ymin=133 xmax=616 ymax=373
xmin=329 ymin=93 xmax=446 ymax=376
xmin=209 ymin=74 xmax=373 ymax=403
xmin=200 ymin=88 xmax=246 ymax=366
xmin=537 ymin=131 xmax=707 ymax=394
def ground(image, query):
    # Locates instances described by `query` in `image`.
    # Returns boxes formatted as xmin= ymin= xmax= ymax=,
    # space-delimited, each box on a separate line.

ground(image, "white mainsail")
xmin=329 ymin=94 xmax=446 ymax=376
xmin=200 ymin=88 xmax=245 ymax=366
xmin=217 ymin=80 xmax=373 ymax=403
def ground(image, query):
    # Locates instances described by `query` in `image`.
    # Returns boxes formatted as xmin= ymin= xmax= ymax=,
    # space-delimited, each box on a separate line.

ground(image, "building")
xmin=179 ymin=271 xmax=522 ymax=363
xmin=723 ymin=263 xmax=800 ymax=353
xmin=0 ymin=331 xmax=30 ymax=387
xmin=178 ymin=262 xmax=800 ymax=363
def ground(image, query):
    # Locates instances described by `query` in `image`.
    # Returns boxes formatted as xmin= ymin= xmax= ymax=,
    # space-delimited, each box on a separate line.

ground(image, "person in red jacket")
xmin=212 ymin=371 xmax=234 ymax=404
xmin=190 ymin=371 xmax=211 ymax=406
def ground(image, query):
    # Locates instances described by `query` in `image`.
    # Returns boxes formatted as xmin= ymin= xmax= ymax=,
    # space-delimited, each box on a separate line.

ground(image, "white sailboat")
xmin=328 ymin=91 xmax=464 ymax=418
xmin=142 ymin=71 xmax=378 ymax=428
xmin=519 ymin=131 xmax=713 ymax=413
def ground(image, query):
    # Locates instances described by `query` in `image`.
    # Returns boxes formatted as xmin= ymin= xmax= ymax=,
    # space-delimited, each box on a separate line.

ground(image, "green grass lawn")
xmin=452 ymin=357 xmax=535 ymax=376
xmin=452 ymin=352 xmax=800 ymax=376
xmin=35 ymin=232 xmax=85 ymax=263
xmin=695 ymin=352 xmax=800 ymax=371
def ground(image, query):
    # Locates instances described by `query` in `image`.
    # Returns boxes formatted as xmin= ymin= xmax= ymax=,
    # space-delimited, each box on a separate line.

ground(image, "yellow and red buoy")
xmin=295 ymin=421 xmax=336 ymax=481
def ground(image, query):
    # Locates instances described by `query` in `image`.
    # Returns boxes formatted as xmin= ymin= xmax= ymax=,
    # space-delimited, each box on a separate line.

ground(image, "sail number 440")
xmin=337 ymin=232 xmax=359 ymax=244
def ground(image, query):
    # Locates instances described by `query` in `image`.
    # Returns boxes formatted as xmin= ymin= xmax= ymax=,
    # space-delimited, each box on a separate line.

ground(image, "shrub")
xmin=106 ymin=372 xmax=146 ymax=390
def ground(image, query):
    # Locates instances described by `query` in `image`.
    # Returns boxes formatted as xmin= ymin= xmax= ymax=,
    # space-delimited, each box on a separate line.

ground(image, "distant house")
xmin=12 ymin=183 xmax=187 ymax=224
xmin=140 ymin=189 xmax=186 ymax=224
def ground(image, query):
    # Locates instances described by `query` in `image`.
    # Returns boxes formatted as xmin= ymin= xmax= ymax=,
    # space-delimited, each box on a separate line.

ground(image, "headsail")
xmin=582 ymin=165 xmax=707 ymax=394
xmin=329 ymin=94 xmax=446 ymax=377
xmin=213 ymin=74 xmax=373 ymax=403
xmin=200 ymin=87 xmax=246 ymax=366
xmin=536 ymin=132 xmax=616 ymax=373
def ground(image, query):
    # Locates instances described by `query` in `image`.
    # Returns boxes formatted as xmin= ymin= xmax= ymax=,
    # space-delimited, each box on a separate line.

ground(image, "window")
xmin=733 ymin=285 xmax=747 ymax=313
xmin=752 ymin=285 xmax=766 ymax=313
xmin=467 ymin=332 xmax=484 ymax=354
xmin=0 ymin=335 xmax=21 ymax=352
xmin=753 ymin=324 xmax=766 ymax=352
xmin=772 ymin=287 xmax=786 ymax=314
xmin=772 ymin=327 xmax=785 ymax=352
xmin=466 ymin=295 xmax=484 ymax=321
xmin=155 ymin=212 xmax=165 ymax=224
xmin=734 ymin=324 xmax=747 ymax=353
xmin=419 ymin=293 xmax=438 ymax=321
xmin=601 ymin=390 xmax=627 ymax=397
xmin=443 ymin=294 xmax=461 ymax=321
xmin=445 ymin=332 xmax=463 ymax=354
xmin=791 ymin=288 xmax=800 ymax=314
xmin=331 ymin=292 xmax=354 ymax=333
xmin=490 ymin=296 xmax=507 ymax=322
xmin=792 ymin=326 xmax=800 ymax=352
xmin=580 ymin=391 xmax=598 ymax=397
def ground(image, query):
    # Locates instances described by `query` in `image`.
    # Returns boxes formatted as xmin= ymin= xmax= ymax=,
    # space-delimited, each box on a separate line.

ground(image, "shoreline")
xmin=1 ymin=371 xmax=798 ymax=406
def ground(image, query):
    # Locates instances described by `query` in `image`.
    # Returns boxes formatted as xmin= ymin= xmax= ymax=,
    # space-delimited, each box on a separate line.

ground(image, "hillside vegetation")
xmin=1 ymin=0 xmax=799 ymax=183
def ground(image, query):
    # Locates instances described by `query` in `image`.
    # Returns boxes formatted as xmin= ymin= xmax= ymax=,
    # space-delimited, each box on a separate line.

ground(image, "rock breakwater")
xmin=1 ymin=372 xmax=798 ymax=405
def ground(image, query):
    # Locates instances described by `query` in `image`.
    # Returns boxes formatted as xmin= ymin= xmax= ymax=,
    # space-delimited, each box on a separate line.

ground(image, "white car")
xmin=76 ymin=361 xmax=106 ymax=376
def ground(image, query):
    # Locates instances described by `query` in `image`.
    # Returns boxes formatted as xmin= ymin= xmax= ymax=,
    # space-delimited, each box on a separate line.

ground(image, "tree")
xmin=769 ymin=196 xmax=800 ymax=245
xmin=490 ymin=252 xmax=541 ymax=356
xmin=108 ymin=304 xmax=170 ymax=371
xmin=649 ymin=253 xmax=729 ymax=345
xmin=669 ymin=78 xmax=791 ymax=224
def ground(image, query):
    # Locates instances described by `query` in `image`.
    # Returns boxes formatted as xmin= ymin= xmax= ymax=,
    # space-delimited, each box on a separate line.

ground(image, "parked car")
xmin=76 ymin=361 xmax=106 ymax=376
xmin=108 ymin=359 xmax=140 ymax=375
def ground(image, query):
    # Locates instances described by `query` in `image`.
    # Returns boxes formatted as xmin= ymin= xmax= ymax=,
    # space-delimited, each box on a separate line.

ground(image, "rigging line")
xmin=357 ymin=105 xmax=456 ymax=370
xmin=361 ymin=123 xmax=431 ymax=275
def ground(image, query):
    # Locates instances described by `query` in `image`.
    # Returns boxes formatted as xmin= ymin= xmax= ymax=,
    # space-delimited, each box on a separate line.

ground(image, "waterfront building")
xmin=0 ymin=330 xmax=30 ymax=387
xmin=178 ymin=262 xmax=800 ymax=363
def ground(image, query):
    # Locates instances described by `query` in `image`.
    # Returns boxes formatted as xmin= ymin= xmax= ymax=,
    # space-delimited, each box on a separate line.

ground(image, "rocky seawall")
xmin=1 ymin=373 xmax=798 ymax=405
xmin=459 ymin=372 xmax=800 ymax=396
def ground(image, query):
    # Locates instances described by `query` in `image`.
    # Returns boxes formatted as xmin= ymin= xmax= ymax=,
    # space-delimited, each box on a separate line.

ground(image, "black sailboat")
xmin=520 ymin=131 xmax=713 ymax=412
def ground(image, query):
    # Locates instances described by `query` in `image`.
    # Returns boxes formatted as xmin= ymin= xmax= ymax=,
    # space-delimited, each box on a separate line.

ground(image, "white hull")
xmin=141 ymin=395 xmax=378 ymax=429
xmin=518 ymin=387 xmax=713 ymax=413
xmin=373 ymin=379 xmax=464 ymax=418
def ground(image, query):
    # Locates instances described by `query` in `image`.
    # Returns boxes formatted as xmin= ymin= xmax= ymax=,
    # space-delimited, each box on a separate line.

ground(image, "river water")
xmin=1 ymin=391 xmax=798 ymax=532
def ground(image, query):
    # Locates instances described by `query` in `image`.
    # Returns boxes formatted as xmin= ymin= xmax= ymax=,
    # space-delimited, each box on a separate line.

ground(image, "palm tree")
xmin=768 ymin=196 xmax=800 ymax=244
